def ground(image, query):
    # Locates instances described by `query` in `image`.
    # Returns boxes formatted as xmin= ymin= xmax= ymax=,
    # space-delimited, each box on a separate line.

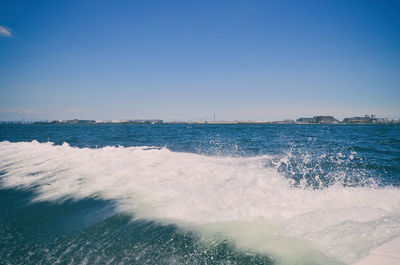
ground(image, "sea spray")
xmin=1 ymin=140 xmax=400 ymax=264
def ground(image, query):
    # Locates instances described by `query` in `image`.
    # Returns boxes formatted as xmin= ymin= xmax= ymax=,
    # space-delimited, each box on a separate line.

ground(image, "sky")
xmin=0 ymin=0 xmax=399 ymax=121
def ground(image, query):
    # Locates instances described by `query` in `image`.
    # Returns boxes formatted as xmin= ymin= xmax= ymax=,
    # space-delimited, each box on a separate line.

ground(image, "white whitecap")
xmin=1 ymin=141 xmax=399 ymax=264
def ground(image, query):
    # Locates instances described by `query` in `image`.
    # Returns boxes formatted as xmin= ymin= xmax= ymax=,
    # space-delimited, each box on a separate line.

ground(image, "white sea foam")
xmin=1 ymin=141 xmax=400 ymax=264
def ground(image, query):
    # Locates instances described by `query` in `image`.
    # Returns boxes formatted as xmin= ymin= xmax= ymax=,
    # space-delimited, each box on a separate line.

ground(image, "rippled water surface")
xmin=1 ymin=124 xmax=399 ymax=265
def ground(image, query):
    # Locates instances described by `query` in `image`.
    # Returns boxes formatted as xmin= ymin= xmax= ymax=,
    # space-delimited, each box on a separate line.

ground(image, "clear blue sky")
xmin=1 ymin=0 xmax=399 ymax=121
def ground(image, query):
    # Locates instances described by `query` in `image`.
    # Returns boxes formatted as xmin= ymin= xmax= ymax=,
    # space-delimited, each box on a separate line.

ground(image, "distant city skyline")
xmin=1 ymin=0 xmax=399 ymax=121
xmin=1 ymin=113 xmax=398 ymax=124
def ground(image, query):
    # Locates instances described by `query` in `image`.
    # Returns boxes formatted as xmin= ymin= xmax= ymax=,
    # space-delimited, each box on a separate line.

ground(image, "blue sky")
xmin=1 ymin=0 xmax=399 ymax=121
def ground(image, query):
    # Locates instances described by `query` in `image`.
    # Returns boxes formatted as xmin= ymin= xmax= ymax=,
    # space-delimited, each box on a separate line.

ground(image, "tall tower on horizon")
xmin=214 ymin=113 xmax=216 ymax=121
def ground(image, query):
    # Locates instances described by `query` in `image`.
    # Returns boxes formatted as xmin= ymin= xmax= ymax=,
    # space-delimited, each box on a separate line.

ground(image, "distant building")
xmin=342 ymin=114 xmax=389 ymax=124
xmin=207 ymin=121 xmax=238 ymax=124
xmin=376 ymin=118 xmax=389 ymax=124
xmin=132 ymin=119 xmax=163 ymax=124
xmin=297 ymin=117 xmax=315 ymax=123
xmin=280 ymin=119 xmax=296 ymax=124
xmin=296 ymin=116 xmax=339 ymax=124
xmin=391 ymin=119 xmax=400 ymax=124
xmin=49 ymin=119 xmax=95 ymax=124
xmin=195 ymin=119 xmax=207 ymax=124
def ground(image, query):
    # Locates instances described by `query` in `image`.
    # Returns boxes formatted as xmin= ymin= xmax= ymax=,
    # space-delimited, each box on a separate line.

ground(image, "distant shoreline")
xmin=1 ymin=115 xmax=399 ymax=125
xmin=1 ymin=121 xmax=400 ymax=125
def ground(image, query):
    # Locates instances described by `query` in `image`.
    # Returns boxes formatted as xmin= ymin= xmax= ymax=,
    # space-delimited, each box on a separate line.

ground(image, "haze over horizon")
xmin=1 ymin=0 xmax=399 ymax=121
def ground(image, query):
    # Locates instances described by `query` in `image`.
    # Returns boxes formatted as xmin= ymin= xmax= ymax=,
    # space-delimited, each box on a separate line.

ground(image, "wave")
xmin=1 ymin=141 xmax=400 ymax=264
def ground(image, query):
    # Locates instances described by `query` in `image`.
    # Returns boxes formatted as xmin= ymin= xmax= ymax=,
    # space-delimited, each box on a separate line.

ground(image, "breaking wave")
xmin=1 ymin=140 xmax=400 ymax=264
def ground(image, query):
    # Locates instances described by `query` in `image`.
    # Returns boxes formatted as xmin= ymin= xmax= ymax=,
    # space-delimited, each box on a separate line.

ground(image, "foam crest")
xmin=1 ymin=141 xmax=400 ymax=264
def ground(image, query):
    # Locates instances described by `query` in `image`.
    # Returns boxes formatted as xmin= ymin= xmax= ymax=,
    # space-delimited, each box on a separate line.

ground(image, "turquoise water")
xmin=1 ymin=124 xmax=399 ymax=264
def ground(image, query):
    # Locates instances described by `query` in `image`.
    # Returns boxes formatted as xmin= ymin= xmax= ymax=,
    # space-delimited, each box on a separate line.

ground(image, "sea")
xmin=0 ymin=124 xmax=399 ymax=265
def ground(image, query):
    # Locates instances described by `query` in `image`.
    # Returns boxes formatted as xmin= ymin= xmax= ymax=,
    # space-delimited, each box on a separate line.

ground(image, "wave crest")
xmin=1 ymin=141 xmax=400 ymax=264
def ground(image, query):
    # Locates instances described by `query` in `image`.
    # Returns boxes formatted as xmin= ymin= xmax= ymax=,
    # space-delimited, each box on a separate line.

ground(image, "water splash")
xmin=1 ymin=141 xmax=399 ymax=264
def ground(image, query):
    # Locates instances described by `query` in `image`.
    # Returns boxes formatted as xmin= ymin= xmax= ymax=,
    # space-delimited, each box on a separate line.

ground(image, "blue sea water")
xmin=0 ymin=124 xmax=399 ymax=265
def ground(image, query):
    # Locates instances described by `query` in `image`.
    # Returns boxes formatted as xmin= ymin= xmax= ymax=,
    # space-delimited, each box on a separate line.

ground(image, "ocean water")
xmin=0 ymin=124 xmax=399 ymax=265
